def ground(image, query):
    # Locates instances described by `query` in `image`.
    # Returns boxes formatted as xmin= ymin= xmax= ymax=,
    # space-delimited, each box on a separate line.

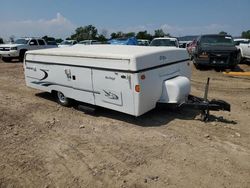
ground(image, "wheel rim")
xmin=57 ymin=92 xmax=66 ymax=103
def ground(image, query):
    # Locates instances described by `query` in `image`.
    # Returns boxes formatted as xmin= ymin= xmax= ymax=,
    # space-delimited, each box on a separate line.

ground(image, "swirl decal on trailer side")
xmin=103 ymin=90 xmax=119 ymax=100
xmin=40 ymin=69 xmax=49 ymax=80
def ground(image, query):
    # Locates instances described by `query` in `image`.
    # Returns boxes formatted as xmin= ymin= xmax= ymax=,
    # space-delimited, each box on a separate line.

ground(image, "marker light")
xmin=141 ymin=74 xmax=146 ymax=80
xmin=135 ymin=85 xmax=140 ymax=92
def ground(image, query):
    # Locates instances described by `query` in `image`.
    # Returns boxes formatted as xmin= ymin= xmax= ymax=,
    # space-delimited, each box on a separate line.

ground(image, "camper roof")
xmin=26 ymin=45 xmax=182 ymax=60
xmin=25 ymin=45 xmax=189 ymax=72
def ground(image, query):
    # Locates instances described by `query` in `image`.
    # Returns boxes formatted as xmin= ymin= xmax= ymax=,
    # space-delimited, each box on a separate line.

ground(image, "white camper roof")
xmin=26 ymin=45 xmax=189 ymax=72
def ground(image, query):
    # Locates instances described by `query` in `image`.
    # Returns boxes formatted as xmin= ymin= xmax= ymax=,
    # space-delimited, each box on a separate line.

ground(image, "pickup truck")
xmin=193 ymin=34 xmax=240 ymax=70
xmin=0 ymin=37 xmax=57 ymax=62
xmin=150 ymin=37 xmax=179 ymax=48
xmin=234 ymin=38 xmax=250 ymax=62
xmin=58 ymin=40 xmax=77 ymax=48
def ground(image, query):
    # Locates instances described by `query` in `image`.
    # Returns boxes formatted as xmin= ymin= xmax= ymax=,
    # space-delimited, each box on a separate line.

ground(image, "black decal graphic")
xmin=31 ymin=81 xmax=100 ymax=94
xmin=40 ymin=69 xmax=48 ymax=81
xmin=103 ymin=90 xmax=119 ymax=100
xmin=31 ymin=81 xmax=53 ymax=86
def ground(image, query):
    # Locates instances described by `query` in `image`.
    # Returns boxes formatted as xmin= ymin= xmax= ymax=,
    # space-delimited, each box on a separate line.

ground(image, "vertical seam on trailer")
xmin=91 ymin=68 xmax=96 ymax=105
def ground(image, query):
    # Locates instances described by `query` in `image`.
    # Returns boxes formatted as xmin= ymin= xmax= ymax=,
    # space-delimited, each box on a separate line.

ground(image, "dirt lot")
xmin=0 ymin=59 xmax=250 ymax=188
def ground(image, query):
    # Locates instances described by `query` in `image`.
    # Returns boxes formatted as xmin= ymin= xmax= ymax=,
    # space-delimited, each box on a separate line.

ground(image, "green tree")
xmin=124 ymin=32 xmax=135 ymax=37
xmin=0 ymin=37 xmax=3 ymax=44
xmin=9 ymin=35 xmax=15 ymax=43
xmin=100 ymin=29 xmax=109 ymax=39
xmin=110 ymin=32 xmax=117 ymax=39
xmin=42 ymin=35 xmax=56 ymax=42
xmin=219 ymin=31 xmax=228 ymax=35
xmin=55 ymin=38 xmax=63 ymax=44
xmin=110 ymin=31 xmax=137 ymax=39
xmin=71 ymin=25 xmax=98 ymax=41
xmin=154 ymin=29 xmax=170 ymax=37
xmin=110 ymin=31 xmax=124 ymax=39
xmin=136 ymin=31 xmax=153 ymax=40
xmin=241 ymin=30 xmax=250 ymax=39
xmin=97 ymin=34 xmax=107 ymax=42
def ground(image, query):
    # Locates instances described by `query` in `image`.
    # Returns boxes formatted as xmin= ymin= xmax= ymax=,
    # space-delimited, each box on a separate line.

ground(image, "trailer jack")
xmin=179 ymin=78 xmax=231 ymax=121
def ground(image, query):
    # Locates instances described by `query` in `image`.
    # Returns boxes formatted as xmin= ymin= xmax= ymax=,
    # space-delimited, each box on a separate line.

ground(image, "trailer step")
xmin=78 ymin=104 xmax=96 ymax=114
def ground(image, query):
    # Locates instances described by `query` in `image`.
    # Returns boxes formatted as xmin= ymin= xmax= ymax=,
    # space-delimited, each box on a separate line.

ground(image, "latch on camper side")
xmin=64 ymin=69 xmax=71 ymax=80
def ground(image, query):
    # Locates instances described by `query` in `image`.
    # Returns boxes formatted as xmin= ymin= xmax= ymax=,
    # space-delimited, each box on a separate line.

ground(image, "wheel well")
xmin=51 ymin=90 xmax=57 ymax=95
xmin=238 ymin=48 xmax=243 ymax=56
xmin=19 ymin=49 xmax=27 ymax=55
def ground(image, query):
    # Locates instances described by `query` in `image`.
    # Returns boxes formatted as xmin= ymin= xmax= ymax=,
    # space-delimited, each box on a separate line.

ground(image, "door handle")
xmin=72 ymin=75 xmax=76 ymax=80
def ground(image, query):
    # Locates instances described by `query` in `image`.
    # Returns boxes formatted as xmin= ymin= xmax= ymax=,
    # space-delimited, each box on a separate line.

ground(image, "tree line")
xmin=41 ymin=25 xmax=170 ymax=43
xmin=0 ymin=25 xmax=250 ymax=44
xmin=66 ymin=25 xmax=171 ymax=42
xmin=61 ymin=26 xmax=250 ymax=42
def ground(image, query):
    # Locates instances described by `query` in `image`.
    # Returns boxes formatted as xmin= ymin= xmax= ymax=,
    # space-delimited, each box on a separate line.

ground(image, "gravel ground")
xmin=0 ymin=59 xmax=250 ymax=188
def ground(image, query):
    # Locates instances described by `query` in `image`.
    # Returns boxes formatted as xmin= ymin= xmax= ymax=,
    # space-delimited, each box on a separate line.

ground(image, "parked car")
xmin=78 ymin=40 xmax=101 ymax=45
xmin=234 ymin=38 xmax=250 ymax=62
xmin=233 ymin=38 xmax=249 ymax=46
xmin=137 ymin=39 xmax=150 ymax=46
xmin=58 ymin=40 xmax=77 ymax=48
xmin=46 ymin=40 xmax=58 ymax=47
xmin=179 ymin=40 xmax=192 ymax=48
xmin=193 ymin=34 xmax=240 ymax=70
xmin=108 ymin=37 xmax=138 ymax=45
xmin=0 ymin=37 xmax=57 ymax=62
xmin=150 ymin=37 xmax=179 ymax=47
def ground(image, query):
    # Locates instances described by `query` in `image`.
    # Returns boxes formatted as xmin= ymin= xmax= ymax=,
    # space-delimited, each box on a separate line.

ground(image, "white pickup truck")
xmin=234 ymin=38 xmax=250 ymax=62
xmin=0 ymin=37 xmax=57 ymax=62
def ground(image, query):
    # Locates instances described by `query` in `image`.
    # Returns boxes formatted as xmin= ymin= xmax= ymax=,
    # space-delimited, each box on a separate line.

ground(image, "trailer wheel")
xmin=56 ymin=91 xmax=71 ymax=107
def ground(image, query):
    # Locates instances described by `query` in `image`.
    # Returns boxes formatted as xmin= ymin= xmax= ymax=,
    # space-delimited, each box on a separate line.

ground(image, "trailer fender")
xmin=158 ymin=76 xmax=191 ymax=104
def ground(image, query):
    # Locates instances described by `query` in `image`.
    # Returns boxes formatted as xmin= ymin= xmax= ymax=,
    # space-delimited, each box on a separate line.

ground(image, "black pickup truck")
xmin=193 ymin=34 xmax=240 ymax=70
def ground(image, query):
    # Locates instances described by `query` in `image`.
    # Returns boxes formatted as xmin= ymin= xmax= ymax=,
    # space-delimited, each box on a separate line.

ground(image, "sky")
xmin=0 ymin=0 xmax=249 ymax=40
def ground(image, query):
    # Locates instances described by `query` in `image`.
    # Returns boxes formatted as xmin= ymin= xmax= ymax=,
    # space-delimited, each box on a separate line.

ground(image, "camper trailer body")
xmin=24 ymin=45 xmax=191 ymax=116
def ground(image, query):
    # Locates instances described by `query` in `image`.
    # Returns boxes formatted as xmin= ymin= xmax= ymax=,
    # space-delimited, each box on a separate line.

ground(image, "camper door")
xmin=70 ymin=67 xmax=95 ymax=104
xmin=92 ymin=69 xmax=135 ymax=115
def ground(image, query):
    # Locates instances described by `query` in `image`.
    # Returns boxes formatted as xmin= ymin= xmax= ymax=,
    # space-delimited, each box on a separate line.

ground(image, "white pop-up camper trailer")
xmin=24 ymin=45 xmax=230 ymax=119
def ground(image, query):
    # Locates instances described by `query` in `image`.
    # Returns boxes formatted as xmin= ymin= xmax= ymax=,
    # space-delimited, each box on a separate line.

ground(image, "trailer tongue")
xmin=179 ymin=78 xmax=230 ymax=121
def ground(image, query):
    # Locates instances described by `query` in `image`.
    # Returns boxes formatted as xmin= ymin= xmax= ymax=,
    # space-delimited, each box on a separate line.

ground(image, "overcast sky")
xmin=0 ymin=0 xmax=249 ymax=40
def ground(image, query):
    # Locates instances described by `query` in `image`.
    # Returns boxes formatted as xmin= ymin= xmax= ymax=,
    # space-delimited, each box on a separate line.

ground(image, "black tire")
xmin=215 ymin=68 xmax=222 ymax=72
xmin=1 ymin=57 xmax=11 ymax=62
xmin=56 ymin=91 xmax=71 ymax=107
xmin=19 ymin=50 xmax=27 ymax=62
xmin=193 ymin=59 xmax=202 ymax=70
xmin=230 ymin=65 xmax=237 ymax=71
xmin=238 ymin=52 xmax=242 ymax=63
